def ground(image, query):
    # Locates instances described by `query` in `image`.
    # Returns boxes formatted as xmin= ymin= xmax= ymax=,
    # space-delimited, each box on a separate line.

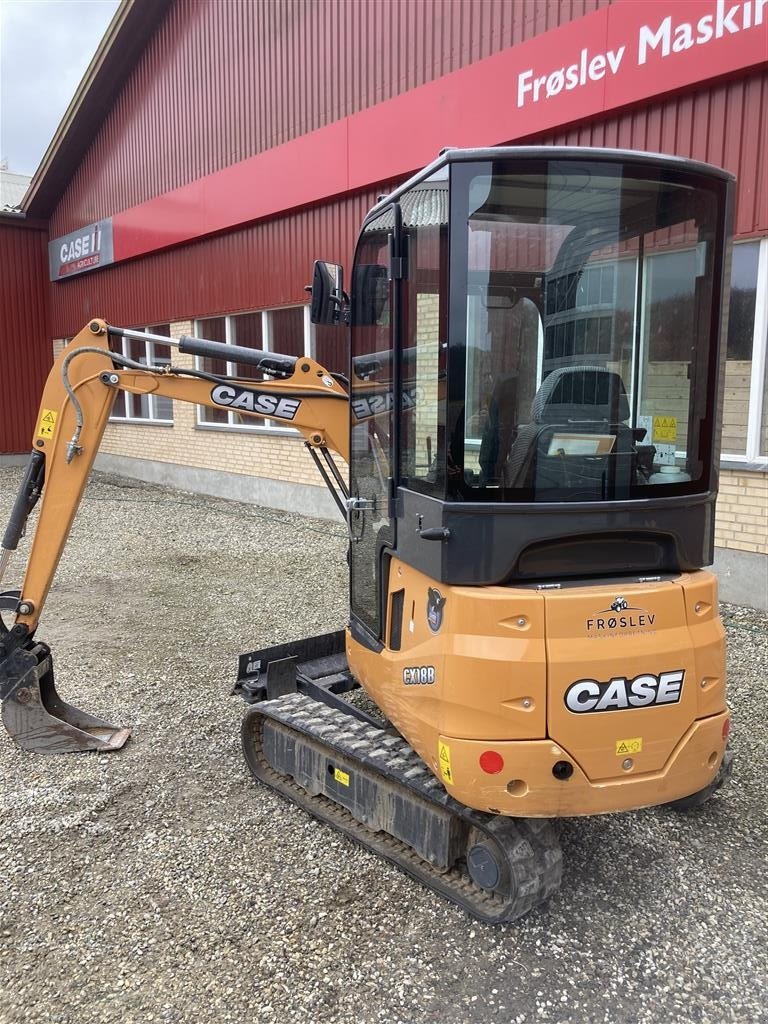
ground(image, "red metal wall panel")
xmin=0 ymin=223 xmax=51 ymax=452
xmin=49 ymin=0 xmax=607 ymax=237
xmin=50 ymin=66 xmax=767 ymax=339
xmin=49 ymin=185 xmax=388 ymax=337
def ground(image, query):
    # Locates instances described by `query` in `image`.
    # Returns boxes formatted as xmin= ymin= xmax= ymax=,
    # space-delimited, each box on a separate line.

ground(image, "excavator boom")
xmin=0 ymin=318 xmax=350 ymax=752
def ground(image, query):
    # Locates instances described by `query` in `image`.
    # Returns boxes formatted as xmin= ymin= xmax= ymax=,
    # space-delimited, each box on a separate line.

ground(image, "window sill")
xmin=108 ymin=418 xmax=174 ymax=427
xmin=194 ymin=421 xmax=300 ymax=438
xmin=719 ymin=459 xmax=767 ymax=474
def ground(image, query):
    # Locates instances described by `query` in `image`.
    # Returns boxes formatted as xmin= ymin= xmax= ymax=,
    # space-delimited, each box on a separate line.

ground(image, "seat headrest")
xmin=532 ymin=366 xmax=630 ymax=423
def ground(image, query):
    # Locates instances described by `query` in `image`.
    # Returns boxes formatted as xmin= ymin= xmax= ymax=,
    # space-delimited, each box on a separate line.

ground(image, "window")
xmin=314 ymin=323 xmax=347 ymax=376
xmin=195 ymin=305 xmax=311 ymax=431
xmin=349 ymin=209 xmax=394 ymax=635
xmin=450 ymin=158 xmax=727 ymax=502
xmin=109 ymin=324 xmax=173 ymax=423
xmin=399 ymin=175 xmax=448 ymax=493
xmin=721 ymin=239 xmax=768 ymax=463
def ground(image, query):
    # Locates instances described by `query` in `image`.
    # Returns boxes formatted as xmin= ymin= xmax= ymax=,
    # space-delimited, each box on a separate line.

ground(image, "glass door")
xmin=348 ymin=209 xmax=397 ymax=638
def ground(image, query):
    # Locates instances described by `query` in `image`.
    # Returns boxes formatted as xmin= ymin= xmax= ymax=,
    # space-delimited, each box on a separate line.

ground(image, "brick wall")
xmin=96 ymin=321 xmax=336 ymax=491
xmin=55 ymin=324 xmax=766 ymax=555
xmin=715 ymin=470 xmax=768 ymax=554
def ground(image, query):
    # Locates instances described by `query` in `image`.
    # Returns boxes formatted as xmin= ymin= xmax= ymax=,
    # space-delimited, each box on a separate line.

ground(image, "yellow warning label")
xmin=652 ymin=416 xmax=677 ymax=444
xmin=333 ymin=767 xmax=350 ymax=787
xmin=616 ymin=737 xmax=643 ymax=756
xmin=438 ymin=741 xmax=453 ymax=785
xmin=36 ymin=409 xmax=58 ymax=440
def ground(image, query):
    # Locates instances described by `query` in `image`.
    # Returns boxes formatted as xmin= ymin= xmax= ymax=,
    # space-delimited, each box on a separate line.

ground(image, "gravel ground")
xmin=0 ymin=466 xmax=765 ymax=1024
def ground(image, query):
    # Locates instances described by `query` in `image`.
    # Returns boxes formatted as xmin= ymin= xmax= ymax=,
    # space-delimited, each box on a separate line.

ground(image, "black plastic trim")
xmin=365 ymin=146 xmax=736 ymax=221
xmin=348 ymin=615 xmax=384 ymax=653
xmin=389 ymin=589 xmax=405 ymax=652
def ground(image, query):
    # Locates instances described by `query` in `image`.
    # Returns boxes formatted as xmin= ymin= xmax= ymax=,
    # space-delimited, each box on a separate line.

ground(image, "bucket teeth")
xmin=1 ymin=644 xmax=130 ymax=754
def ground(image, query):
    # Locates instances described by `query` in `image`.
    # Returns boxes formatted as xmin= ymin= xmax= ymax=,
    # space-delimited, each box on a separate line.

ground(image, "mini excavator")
xmin=0 ymin=149 xmax=735 ymax=921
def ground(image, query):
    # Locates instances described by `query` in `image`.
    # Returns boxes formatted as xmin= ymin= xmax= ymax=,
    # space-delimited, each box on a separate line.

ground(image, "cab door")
xmin=348 ymin=207 xmax=401 ymax=640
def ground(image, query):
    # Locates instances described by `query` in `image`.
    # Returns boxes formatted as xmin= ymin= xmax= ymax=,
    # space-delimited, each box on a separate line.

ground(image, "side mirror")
xmin=310 ymin=260 xmax=344 ymax=325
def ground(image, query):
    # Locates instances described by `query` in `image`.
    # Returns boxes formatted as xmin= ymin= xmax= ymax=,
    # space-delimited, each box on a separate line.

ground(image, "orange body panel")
xmin=347 ymin=559 xmax=727 ymax=817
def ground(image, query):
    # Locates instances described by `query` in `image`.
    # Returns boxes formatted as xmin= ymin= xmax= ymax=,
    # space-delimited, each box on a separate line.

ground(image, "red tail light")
xmin=479 ymin=750 xmax=504 ymax=775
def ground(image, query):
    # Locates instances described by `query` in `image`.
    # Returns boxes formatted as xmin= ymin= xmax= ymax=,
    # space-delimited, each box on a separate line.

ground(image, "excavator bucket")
xmin=0 ymin=641 xmax=130 ymax=754
xmin=0 ymin=448 xmax=130 ymax=755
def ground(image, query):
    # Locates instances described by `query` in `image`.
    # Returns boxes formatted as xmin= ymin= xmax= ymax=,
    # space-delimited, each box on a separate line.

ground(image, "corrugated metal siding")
xmin=50 ymin=186 xmax=388 ymax=336
xmin=0 ymin=224 xmax=50 ymax=452
xmin=50 ymin=67 xmax=768 ymax=338
xmin=50 ymin=0 xmax=607 ymax=236
xmin=528 ymin=70 xmax=768 ymax=238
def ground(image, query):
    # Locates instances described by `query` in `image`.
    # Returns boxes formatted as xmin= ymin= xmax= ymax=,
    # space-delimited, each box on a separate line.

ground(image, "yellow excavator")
xmin=0 ymin=148 xmax=735 ymax=922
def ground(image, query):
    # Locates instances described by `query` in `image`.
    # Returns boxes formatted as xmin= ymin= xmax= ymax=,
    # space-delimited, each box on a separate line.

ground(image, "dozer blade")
xmin=1 ymin=642 xmax=130 ymax=754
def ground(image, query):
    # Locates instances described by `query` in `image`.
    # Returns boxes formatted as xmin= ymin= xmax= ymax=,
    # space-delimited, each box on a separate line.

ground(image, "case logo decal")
xmin=565 ymin=669 xmax=684 ymax=713
xmin=427 ymin=587 xmax=446 ymax=633
xmin=210 ymin=384 xmax=301 ymax=421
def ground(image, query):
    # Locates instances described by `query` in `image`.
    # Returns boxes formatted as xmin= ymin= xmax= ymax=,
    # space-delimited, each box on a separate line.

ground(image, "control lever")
xmin=417 ymin=527 xmax=451 ymax=542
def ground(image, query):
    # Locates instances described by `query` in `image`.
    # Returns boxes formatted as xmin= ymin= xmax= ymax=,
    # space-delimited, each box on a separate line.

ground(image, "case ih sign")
xmin=49 ymin=0 xmax=766 ymax=279
xmin=49 ymin=219 xmax=114 ymax=280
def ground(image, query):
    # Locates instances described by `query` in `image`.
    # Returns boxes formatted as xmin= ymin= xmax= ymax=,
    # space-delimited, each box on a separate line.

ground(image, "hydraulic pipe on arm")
xmin=0 ymin=319 xmax=350 ymax=754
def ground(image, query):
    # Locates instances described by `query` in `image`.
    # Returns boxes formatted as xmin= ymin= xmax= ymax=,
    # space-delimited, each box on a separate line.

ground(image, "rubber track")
xmin=241 ymin=692 xmax=562 ymax=923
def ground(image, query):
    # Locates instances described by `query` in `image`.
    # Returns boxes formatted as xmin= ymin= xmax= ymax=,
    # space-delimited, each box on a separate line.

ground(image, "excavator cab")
xmin=342 ymin=148 xmax=733 ymax=645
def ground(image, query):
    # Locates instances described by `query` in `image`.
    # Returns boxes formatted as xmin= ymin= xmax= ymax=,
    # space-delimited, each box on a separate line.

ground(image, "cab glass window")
xmin=449 ymin=159 xmax=726 ymax=502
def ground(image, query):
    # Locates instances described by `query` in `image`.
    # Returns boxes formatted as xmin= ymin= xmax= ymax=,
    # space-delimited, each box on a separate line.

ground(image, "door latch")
xmin=345 ymin=497 xmax=376 ymax=514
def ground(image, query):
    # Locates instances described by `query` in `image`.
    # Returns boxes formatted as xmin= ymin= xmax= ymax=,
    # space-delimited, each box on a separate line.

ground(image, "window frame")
xmin=194 ymin=304 xmax=313 ymax=435
xmin=721 ymin=237 xmax=768 ymax=468
xmin=108 ymin=326 xmax=174 ymax=425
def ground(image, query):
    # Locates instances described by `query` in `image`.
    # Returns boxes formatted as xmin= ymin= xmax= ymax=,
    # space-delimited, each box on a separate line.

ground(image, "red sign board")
xmin=88 ymin=0 xmax=767 ymax=268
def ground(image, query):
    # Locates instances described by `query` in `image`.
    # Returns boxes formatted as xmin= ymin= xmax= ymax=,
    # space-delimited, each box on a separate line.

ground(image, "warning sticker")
xmin=36 ymin=409 xmax=58 ymax=440
xmin=652 ymin=416 xmax=677 ymax=444
xmin=616 ymin=737 xmax=643 ymax=756
xmin=333 ymin=767 xmax=350 ymax=787
xmin=438 ymin=741 xmax=453 ymax=785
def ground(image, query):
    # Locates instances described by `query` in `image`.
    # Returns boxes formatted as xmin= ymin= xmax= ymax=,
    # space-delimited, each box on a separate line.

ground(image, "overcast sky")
xmin=0 ymin=0 xmax=119 ymax=176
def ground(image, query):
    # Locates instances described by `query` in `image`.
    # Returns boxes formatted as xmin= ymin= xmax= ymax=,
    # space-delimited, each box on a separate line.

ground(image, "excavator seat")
xmin=503 ymin=365 xmax=635 ymax=493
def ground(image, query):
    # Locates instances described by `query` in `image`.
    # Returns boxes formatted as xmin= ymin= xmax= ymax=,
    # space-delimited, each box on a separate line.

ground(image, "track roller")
xmin=241 ymin=692 xmax=562 ymax=922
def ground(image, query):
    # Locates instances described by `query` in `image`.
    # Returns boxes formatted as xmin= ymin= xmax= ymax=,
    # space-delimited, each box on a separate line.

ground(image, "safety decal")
xmin=403 ymin=666 xmax=436 ymax=686
xmin=615 ymin=737 xmax=643 ymax=756
xmin=438 ymin=741 xmax=453 ymax=785
xmin=36 ymin=409 xmax=58 ymax=440
xmin=333 ymin=767 xmax=350 ymax=787
xmin=427 ymin=587 xmax=446 ymax=633
xmin=652 ymin=415 xmax=678 ymax=444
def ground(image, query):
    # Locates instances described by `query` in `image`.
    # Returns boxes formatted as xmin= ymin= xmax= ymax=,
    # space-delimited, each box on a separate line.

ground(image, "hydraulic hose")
xmin=60 ymin=347 xmax=255 ymax=463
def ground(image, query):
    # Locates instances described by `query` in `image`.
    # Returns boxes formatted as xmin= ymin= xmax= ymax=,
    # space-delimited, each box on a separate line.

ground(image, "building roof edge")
xmin=22 ymin=0 xmax=172 ymax=220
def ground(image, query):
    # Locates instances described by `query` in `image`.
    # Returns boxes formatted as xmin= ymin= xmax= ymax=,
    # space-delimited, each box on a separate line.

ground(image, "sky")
xmin=0 ymin=0 xmax=119 ymax=176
